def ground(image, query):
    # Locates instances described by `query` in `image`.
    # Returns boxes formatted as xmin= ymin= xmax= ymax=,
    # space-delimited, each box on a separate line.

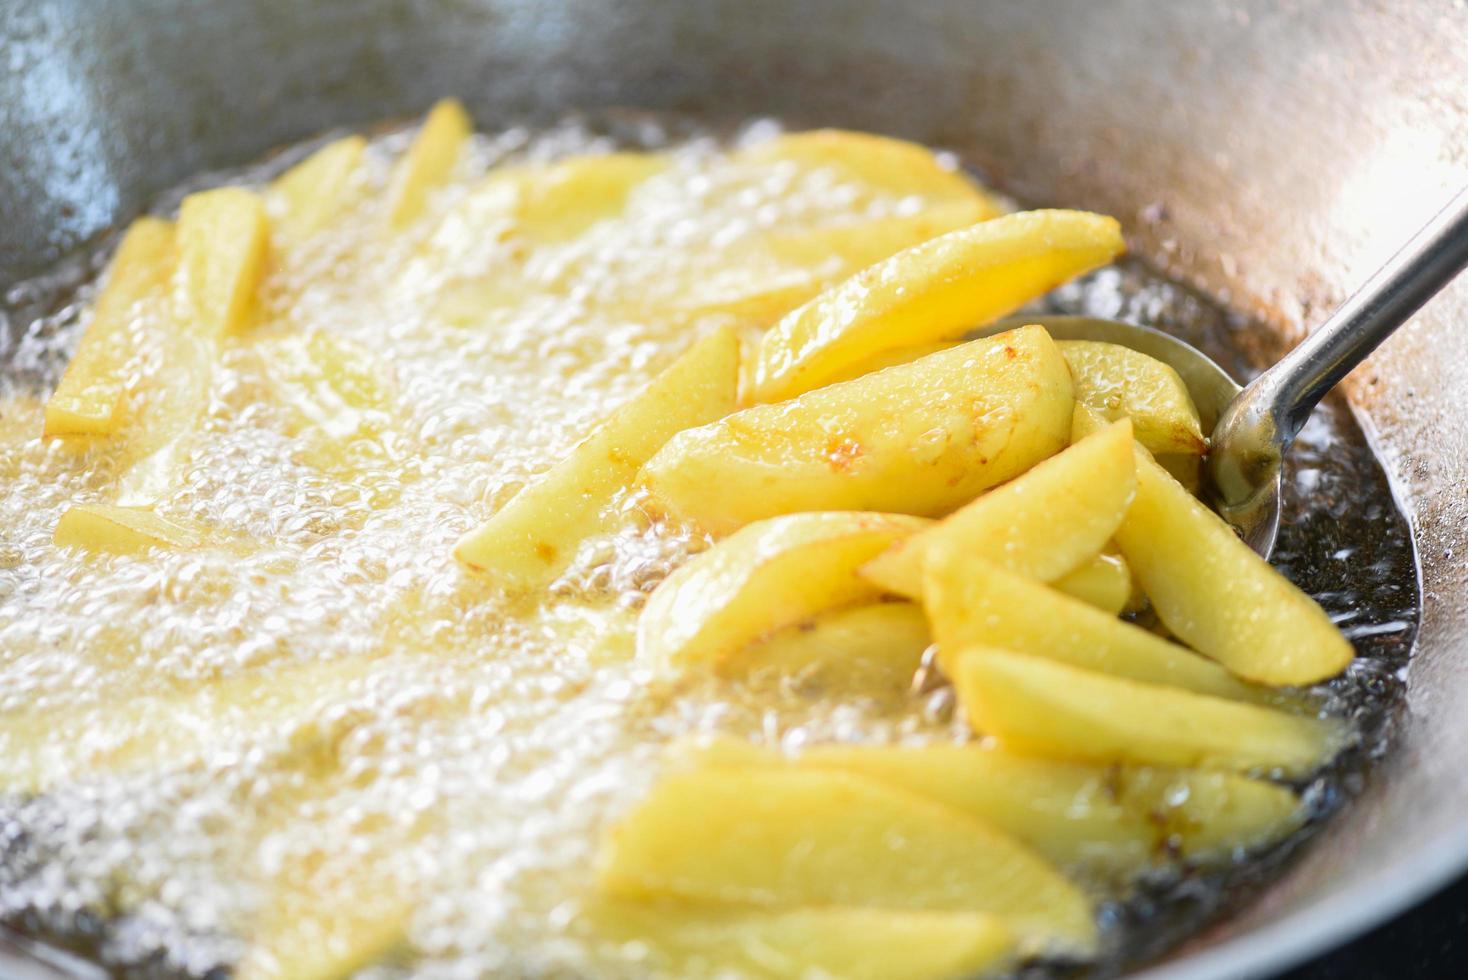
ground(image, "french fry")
xmin=753 ymin=210 xmax=1123 ymax=402
xmin=175 ymin=187 xmax=270 ymax=338
xmin=44 ymin=218 xmax=174 ymax=438
xmin=638 ymin=512 xmax=928 ymax=670
xmin=641 ymin=326 xmax=1074 ymax=534
xmin=53 ymin=504 xmax=202 ymax=555
xmin=861 ymin=418 xmax=1135 ymax=598
xmin=1115 ymin=447 xmax=1354 ymax=686
xmin=953 ymin=649 xmax=1341 ymax=777
xmin=455 ymin=326 xmax=741 ymax=589
xmin=596 ymin=766 xmax=1097 ymax=957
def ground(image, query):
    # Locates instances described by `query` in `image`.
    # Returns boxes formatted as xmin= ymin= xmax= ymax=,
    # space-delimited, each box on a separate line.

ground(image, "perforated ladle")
xmin=988 ymin=187 xmax=1468 ymax=558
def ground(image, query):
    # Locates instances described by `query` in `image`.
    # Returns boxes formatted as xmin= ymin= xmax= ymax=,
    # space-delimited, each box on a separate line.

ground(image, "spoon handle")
xmin=1210 ymin=186 xmax=1468 ymax=506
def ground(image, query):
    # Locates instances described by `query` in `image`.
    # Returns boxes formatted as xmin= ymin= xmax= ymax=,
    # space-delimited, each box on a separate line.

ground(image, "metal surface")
xmin=2 ymin=1 xmax=1467 ymax=978
xmin=1208 ymin=187 xmax=1468 ymax=556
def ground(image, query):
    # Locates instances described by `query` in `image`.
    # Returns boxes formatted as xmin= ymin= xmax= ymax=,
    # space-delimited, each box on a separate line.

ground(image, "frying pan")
xmin=2 ymin=1 xmax=1466 ymax=977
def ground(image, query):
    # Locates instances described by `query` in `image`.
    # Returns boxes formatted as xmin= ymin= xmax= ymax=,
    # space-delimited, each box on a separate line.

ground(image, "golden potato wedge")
xmin=641 ymin=325 xmax=1074 ymax=534
xmin=674 ymin=737 xmax=1303 ymax=879
xmin=270 ymin=135 xmax=367 ymax=242
xmin=585 ymin=899 xmax=1014 ymax=980
xmin=752 ymin=210 xmax=1123 ymax=401
xmin=597 ymin=766 xmax=1097 ymax=957
xmin=861 ymin=418 xmax=1135 ymax=599
xmin=455 ymin=327 xmax=741 ymax=589
xmin=734 ymin=129 xmax=1001 ymax=211
xmin=388 ymin=98 xmax=473 ymax=229
xmin=515 ymin=151 xmax=668 ymax=241
xmin=924 ymin=551 xmax=1259 ymax=700
xmin=1058 ymin=340 xmax=1207 ymax=455
xmin=53 ymin=504 xmax=202 ymax=555
xmin=953 ymin=649 xmax=1341 ymax=777
xmin=44 ymin=218 xmax=175 ymax=438
xmin=719 ymin=601 xmax=930 ymax=695
xmin=638 ymin=512 xmax=928 ymax=670
xmin=0 ymin=659 xmax=375 ymax=793
xmin=1114 ymin=449 xmax=1353 ymax=686
xmin=175 ymin=187 xmax=270 ymax=338
xmin=1051 ymin=551 xmax=1134 ymax=616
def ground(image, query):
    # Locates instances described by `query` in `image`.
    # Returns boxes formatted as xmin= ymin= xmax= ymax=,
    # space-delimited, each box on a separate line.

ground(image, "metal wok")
xmin=2 ymin=2 xmax=1466 ymax=977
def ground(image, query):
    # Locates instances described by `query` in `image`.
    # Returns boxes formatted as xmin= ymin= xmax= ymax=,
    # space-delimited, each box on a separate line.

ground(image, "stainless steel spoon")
xmin=991 ymin=186 xmax=1468 ymax=558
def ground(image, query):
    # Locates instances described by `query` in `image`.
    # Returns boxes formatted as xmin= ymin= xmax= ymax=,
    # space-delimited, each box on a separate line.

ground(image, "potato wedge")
xmin=734 ymin=129 xmax=1001 ymax=211
xmin=641 ymin=325 xmax=1074 ymax=534
xmin=270 ymin=135 xmax=367 ymax=242
xmin=455 ymin=327 xmax=741 ymax=589
xmin=924 ymin=551 xmax=1259 ymax=700
xmin=1051 ymin=551 xmax=1134 ymax=616
xmin=175 ymin=187 xmax=270 ymax=338
xmin=515 ymin=152 xmax=668 ymax=241
xmin=1058 ymin=340 xmax=1207 ymax=455
xmin=753 ymin=210 xmax=1123 ymax=401
xmin=638 ymin=512 xmax=928 ymax=670
xmin=953 ymin=649 xmax=1341 ymax=777
xmin=1114 ymin=448 xmax=1353 ymax=686
xmin=861 ymin=418 xmax=1135 ymax=599
xmin=388 ymin=98 xmax=473 ymax=229
xmin=0 ymin=659 xmax=375 ymax=793
xmin=719 ymin=601 xmax=930 ymax=694
xmin=53 ymin=504 xmax=202 ymax=555
xmin=597 ymin=766 xmax=1097 ymax=957
xmin=585 ymin=900 xmax=1014 ymax=980
xmin=674 ymin=737 xmax=1303 ymax=879
xmin=44 ymin=218 xmax=175 ymax=438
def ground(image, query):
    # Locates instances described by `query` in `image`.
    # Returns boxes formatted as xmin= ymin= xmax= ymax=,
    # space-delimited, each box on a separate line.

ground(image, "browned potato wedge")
xmin=1114 ymin=448 xmax=1353 ymax=686
xmin=584 ymin=899 xmax=1015 ymax=980
xmin=455 ymin=327 xmax=741 ymax=589
xmin=596 ymin=766 xmax=1097 ymax=957
xmin=638 ymin=512 xmax=928 ymax=670
xmin=752 ymin=210 xmax=1123 ymax=401
xmin=640 ymin=325 xmax=1074 ymax=534
xmin=861 ymin=418 xmax=1135 ymax=599
xmin=924 ymin=551 xmax=1259 ymax=699
xmin=953 ymin=649 xmax=1342 ymax=777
